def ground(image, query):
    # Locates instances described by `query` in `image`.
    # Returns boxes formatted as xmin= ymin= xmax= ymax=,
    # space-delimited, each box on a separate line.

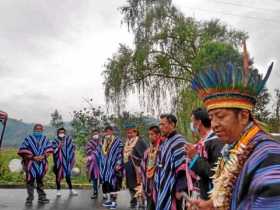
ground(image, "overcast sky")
xmin=0 ymin=0 xmax=279 ymax=123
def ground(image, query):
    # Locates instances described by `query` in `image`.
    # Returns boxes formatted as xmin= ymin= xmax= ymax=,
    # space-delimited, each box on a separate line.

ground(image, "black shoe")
xmin=91 ymin=192 xmax=98 ymax=199
xmin=38 ymin=198 xmax=50 ymax=204
xmin=25 ymin=200 xmax=33 ymax=206
xmin=130 ymin=204 xmax=137 ymax=210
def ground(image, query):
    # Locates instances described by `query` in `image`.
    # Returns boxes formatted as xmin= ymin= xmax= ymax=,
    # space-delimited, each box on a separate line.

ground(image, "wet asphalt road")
xmin=0 ymin=189 xmax=130 ymax=210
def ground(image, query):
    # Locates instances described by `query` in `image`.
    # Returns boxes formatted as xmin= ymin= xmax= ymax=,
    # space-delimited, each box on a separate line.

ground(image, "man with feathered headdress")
xmin=189 ymin=41 xmax=280 ymax=210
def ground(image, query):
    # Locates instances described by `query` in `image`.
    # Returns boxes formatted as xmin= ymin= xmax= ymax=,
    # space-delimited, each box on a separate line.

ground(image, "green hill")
xmin=1 ymin=118 xmax=69 ymax=148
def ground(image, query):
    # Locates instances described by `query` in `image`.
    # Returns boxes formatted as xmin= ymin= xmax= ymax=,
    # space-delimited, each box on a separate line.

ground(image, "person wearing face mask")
xmin=185 ymin=108 xmax=224 ymax=200
xmin=52 ymin=127 xmax=78 ymax=197
xmin=18 ymin=124 xmax=53 ymax=206
xmin=86 ymin=129 xmax=103 ymax=199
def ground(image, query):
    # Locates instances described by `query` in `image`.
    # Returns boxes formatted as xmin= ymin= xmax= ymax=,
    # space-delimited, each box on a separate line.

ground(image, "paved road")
xmin=0 ymin=189 xmax=130 ymax=210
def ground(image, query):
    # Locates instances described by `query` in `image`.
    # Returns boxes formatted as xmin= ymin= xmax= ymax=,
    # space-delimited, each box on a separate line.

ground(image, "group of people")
xmin=17 ymin=45 xmax=280 ymax=210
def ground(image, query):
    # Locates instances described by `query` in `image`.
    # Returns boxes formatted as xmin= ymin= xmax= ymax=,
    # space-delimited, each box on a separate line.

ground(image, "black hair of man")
xmin=149 ymin=125 xmax=161 ymax=134
xmin=57 ymin=127 xmax=66 ymax=135
xmin=160 ymin=114 xmax=177 ymax=126
xmin=33 ymin=124 xmax=44 ymax=130
xmin=104 ymin=125 xmax=114 ymax=132
xmin=230 ymin=108 xmax=254 ymax=122
xmin=192 ymin=108 xmax=211 ymax=128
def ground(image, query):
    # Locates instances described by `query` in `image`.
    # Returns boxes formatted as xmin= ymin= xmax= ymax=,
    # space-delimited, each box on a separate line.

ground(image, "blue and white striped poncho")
xmin=154 ymin=132 xmax=187 ymax=210
xmin=52 ymin=136 xmax=76 ymax=181
xmin=18 ymin=135 xmax=53 ymax=181
xmin=230 ymin=131 xmax=280 ymax=210
xmin=101 ymin=136 xmax=123 ymax=188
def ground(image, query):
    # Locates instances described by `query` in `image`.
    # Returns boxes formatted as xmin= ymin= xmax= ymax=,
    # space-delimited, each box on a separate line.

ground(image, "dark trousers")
xmin=26 ymin=177 xmax=46 ymax=201
xmin=146 ymin=197 xmax=155 ymax=210
xmin=102 ymin=182 xmax=117 ymax=201
xmin=129 ymin=188 xmax=137 ymax=208
xmin=92 ymin=178 xmax=98 ymax=193
xmin=55 ymin=174 xmax=72 ymax=190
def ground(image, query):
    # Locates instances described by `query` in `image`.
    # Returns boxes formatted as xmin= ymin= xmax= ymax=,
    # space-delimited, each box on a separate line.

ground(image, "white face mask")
xmin=58 ymin=133 xmax=65 ymax=138
xmin=93 ymin=135 xmax=99 ymax=139
xmin=190 ymin=122 xmax=199 ymax=133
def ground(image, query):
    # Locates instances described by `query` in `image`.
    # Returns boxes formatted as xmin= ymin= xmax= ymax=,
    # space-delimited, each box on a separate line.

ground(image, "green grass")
xmin=0 ymin=148 xmax=91 ymax=188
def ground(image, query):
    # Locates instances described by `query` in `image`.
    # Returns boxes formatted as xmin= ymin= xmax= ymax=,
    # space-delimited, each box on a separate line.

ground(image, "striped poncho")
xmin=86 ymin=137 xmax=102 ymax=181
xmin=52 ymin=136 xmax=75 ymax=182
xmin=18 ymin=135 xmax=53 ymax=181
xmin=101 ymin=136 xmax=123 ymax=188
xmin=229 ymin=131 xmax=280 ymax=210
xmin=154 ymin=132 xmax=187 ymax=210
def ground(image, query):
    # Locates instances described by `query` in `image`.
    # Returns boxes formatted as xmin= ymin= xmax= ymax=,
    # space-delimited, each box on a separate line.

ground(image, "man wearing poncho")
xmin=18 ymin=124 xmax=53 ymax=206
xmin=141 ymin=125 xmax=164 ymax=210
xmin=154 ymin=114 xmax=189 ymax=210
xmin=189 ymin=42 xmax=280 ymax=210
xmin=101 ymin=126 xmax=124 ymax=210
xmin=123 ymin=123 xmax=148 ymax=209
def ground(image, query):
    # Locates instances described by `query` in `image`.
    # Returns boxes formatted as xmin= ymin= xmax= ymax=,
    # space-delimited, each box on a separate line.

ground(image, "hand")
xmin=33 ymin=156 xmax=44 ymax=161
xmin=189 ymin=199 xmax=214 ymax=210
xmin=115 ymin=165 xmax=121 ymax=171
xmin=175 ymin=192 xmax=183 ymax=200
xmin=185 ymin=144 xmax=197 ymax=159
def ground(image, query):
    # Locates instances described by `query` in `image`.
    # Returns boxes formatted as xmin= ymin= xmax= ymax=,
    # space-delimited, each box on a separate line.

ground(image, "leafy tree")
xmin=71 ymin=99 xmax=112 ymax=148
xmin=270 ymin=89 xmax=280 ymax=133
xmin=103 ymin=0 xmax=247 ymax=137
xmin=50 ymin=110 xmax=64 ymax=129
xmin=253 ymin=88 xmax=271 ymax=122
xmin=112 ymin=111 xmax=158 ymax=140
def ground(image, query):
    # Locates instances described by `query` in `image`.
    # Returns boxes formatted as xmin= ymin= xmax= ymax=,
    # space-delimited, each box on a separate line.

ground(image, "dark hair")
xmin=160 ymin=114 xmax=177 ymax=125
xmin=33 ymin=124 xmax=43 ymax=130
xmin=104 ymin=125 xmax=113 ymax=132
xmin=57 ymin=127 xmax=66 ymax=135
xmin=192 ymin=108 xmax=211 ymax=128
xmin=91 ymin=129 xmax=99 ymax=133
xmin=231 ymin=108 xmax=254 ymax=122
xmin=149 ymin=125 xmax=161 ymax=134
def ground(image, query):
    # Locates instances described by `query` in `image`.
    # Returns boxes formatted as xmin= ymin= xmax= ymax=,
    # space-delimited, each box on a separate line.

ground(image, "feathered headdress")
xmin=191 ymin=41 xmax=273 ymax=111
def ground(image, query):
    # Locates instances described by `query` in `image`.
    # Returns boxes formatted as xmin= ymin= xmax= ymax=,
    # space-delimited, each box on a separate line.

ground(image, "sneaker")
xmin=102 ymin=200 xmax=112 ymax=207
xmin=103 ymin=194 xmax=108 ymax=201
xmin=70 ymin=190 xmax=78 ymax=196
xmin=108 ymin=202 xmax=117 ymax=209
xmin=25 ymin=199 xmax=32 ymax=206
xmin=56 ymin=190 xmax=62 ymax=197
xmin=38 ymin=198 xmax=50 ymax=204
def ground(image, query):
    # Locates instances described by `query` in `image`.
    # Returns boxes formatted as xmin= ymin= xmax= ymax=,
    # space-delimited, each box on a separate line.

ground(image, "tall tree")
xmin=270 ymin=89 xmax=280 ymax=132
xmin=253 ymin=88 xmax=271 ymax=122
xmin=104 ymin=0 xmax=247 ymax=118
xmin=50 ymin=110 xmax=64 ymax=129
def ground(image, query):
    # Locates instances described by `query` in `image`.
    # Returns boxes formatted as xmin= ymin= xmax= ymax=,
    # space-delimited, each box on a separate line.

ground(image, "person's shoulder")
xmin=253 ymin=133 xmax=280 ymax=151
xmin=247 ymin=135 xmax=280 ymax=171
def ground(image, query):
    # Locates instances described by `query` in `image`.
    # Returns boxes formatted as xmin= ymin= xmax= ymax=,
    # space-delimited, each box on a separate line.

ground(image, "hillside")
xmin=1 ymin=118 xmax=67 ymax=148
